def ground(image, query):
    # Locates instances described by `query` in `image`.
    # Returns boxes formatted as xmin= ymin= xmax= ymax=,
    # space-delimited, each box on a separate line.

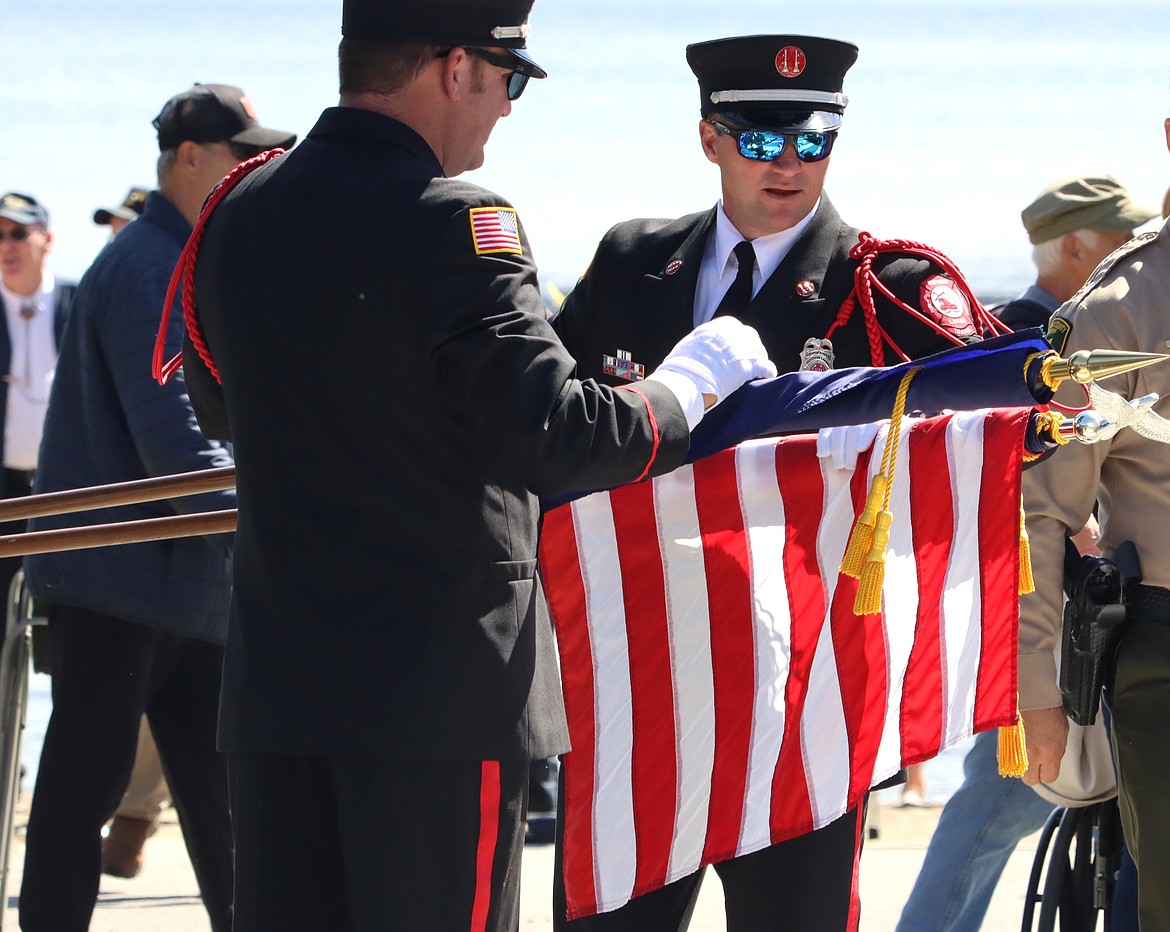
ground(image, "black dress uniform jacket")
xmin=184 ymin=107 xmax=691 ymax=762
xmin=554 ymin=197 xmax=974 ymax=380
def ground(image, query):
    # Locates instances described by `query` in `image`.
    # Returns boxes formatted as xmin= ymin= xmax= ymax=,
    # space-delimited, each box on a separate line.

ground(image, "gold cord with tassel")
xmin=1018 ymin=500 xmax=1035 ymax=595
xmin=849 ymin=368 xmax=920 ymax=615
xmin=998 ymin=700 xmax=1029 ymax=777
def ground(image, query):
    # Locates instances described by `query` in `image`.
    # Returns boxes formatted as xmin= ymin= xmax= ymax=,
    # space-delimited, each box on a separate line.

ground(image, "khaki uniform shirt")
xmin=1018 ymin=219 xmax=1170 ymax=710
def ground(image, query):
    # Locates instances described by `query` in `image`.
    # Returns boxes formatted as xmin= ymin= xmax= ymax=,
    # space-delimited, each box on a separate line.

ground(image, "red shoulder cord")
xmin=151 ymin=148 xmax=286 ymax=386
xmin=824 ymin=231 xmax=1014 ymax=366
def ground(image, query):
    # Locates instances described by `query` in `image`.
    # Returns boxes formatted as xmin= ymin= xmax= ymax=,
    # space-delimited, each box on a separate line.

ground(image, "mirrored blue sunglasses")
xmin=709 ymin=120 xmax=836 ymax=163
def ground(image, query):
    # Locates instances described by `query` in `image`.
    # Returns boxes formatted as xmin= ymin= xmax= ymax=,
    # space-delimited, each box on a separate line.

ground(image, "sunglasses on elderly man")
xmin=0 ymin=227 xmax=32 ymax=243
xmin=709 ymin=120 xmax=837 ymax=163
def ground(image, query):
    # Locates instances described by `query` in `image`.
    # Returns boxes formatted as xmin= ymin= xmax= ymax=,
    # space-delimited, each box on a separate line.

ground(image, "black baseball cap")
xmin=93 ymin=186 xmax=149 ymax=226
xmin=342 ymin=0 xmax=547 ymax=79
xmin=687 ymin=35 xmax=858 ymax=134
xmin=0 ymin=192 xmax=49 ymax=227
xmin=153 ymin=84 xmax=297 ymax=152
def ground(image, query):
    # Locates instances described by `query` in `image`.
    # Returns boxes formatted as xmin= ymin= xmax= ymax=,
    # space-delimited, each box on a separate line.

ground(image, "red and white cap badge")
xmin=775 ymin=46 xmax=806 ymax=78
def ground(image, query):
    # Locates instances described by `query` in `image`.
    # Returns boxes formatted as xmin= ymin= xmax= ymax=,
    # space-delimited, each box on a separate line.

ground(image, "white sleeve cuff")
xmin=646 ymin=369 xmax=705 ymax=430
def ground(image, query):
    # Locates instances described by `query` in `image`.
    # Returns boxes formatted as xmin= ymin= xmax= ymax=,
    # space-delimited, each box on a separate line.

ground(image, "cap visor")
xmin=0 ymin=209 xmax=37 ymax=225
xmin=230 ymin=126 xmax=298 ymax=151
xmin=719 ymin=110 xmax=841 ymax=133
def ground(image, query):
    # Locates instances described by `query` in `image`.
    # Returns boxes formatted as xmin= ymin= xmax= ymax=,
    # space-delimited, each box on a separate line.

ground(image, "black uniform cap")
xmin=686 ymin=35 xmax=858 ymax=134
xmin=342 ymin=0 xmax=547 ymax=79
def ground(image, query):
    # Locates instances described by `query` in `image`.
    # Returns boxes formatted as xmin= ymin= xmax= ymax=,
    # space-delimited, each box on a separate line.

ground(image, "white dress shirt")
xmin=1 ymin=271 xmax=59 ymax=470
xmin=692 ymin=200 xmax=820 ymax=328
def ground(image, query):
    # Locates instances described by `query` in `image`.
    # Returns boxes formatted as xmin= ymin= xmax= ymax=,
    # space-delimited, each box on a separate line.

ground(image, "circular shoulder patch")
xmin=919 ymin=274 xmax=977 ymax=338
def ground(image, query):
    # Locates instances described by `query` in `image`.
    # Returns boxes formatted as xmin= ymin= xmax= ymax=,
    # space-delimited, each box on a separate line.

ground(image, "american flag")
xmin=538 ymin=407 xmax=1030 ymax=919
xmin=469 ymin=206 xmax=522 ymax=255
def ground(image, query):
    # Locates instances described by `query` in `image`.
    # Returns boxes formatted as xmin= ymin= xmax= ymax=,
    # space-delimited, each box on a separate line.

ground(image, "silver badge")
xmin=799 ymin=337 xmax=835 ymax=372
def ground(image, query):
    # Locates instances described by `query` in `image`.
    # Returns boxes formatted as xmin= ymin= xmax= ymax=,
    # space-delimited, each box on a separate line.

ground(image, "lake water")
xmin=4 ymin=0 xmax=1169 ymax=296
xmin=7 ymin=0 xmax=1166 ymax=802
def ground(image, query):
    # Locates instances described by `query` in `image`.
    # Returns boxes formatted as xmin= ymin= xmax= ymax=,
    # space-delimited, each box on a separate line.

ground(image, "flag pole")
xmin=0 ymin=466 xmax=236 ymax=523
xmin=0 ymin=510 xmax=238 ymax=559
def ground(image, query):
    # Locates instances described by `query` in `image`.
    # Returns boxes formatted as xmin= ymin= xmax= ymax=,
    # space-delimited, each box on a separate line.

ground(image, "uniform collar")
xmin=713 ymin=198 xmax=821 ymax=284
xmin=308 ymin=107 xmax=444 ymax=176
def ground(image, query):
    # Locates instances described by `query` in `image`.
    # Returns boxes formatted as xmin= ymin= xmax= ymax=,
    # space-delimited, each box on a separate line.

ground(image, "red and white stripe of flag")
xmin=539 ymin=408 xmax=1029 ymax=919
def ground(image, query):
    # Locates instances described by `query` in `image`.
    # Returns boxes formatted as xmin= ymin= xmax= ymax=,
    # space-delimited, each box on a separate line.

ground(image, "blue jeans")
xmin=896 ymin=730 xmax=1055 ymax=932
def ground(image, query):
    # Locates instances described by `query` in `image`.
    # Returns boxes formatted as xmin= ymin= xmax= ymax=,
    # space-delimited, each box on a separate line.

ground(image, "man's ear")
xmin=1164 ymin=117 xmax=1169 ymax=157
xmin=175 ymin=139 xmax=202 ymax=173
xmin=699 ymin=119 xmax=719 ymax=165
xmin=441 ymin=46 xmax=473 ymax=100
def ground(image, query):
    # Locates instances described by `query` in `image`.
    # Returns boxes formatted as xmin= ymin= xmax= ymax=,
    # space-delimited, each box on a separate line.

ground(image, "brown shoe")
xmin=101 ymin=815 xmax=157 ymax=879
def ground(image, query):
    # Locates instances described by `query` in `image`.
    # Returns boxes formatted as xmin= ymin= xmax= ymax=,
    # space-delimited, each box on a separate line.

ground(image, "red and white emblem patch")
xmin=775 ymin=46 xmax=806 ymax=78
xmin=919 ymin=274 xmax=977 ymax=338
xmin=664 ymin=258 xmax=683 ymax=276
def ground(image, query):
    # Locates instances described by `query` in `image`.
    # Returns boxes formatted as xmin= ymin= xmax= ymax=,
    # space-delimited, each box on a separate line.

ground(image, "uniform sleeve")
xmin=1017 ymin=303 xmax=1117 ymax=710
xmin=415 ymin=200 xmax=690 ymax=496
xmin=182 ymin=330 xmax=231 ymax=441
xmin=874 ymin=256 xmax=984 ymax=362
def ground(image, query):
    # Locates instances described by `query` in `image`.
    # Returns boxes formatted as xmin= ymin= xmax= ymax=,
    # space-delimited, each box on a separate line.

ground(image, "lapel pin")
xmin=663 ymin=258 xmax=683 ymax=276
xmin=796 ymin=280 xmax=815 ymax=297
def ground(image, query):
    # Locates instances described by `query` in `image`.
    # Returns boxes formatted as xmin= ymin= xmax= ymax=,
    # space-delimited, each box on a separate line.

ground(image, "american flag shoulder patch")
xmin=469 ymin=206 xmax=523 ymax=256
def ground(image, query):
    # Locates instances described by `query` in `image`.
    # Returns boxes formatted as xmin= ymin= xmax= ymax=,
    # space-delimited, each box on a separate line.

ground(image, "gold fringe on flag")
xmin=847 ymin=368 xmax=921 ymax=615
xmin=997 ymin=701 xmax=1029 ymax=777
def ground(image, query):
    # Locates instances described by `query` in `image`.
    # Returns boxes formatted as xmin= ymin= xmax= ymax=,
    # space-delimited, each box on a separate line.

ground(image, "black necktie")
xmin=713 ymin=240 xmax=756 ymax=319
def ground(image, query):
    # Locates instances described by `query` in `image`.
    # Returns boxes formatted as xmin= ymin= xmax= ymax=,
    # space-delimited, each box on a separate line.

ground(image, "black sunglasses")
xmin=0 ymin=227 xmax=32 ymax=243
xmin=709 ymin=120 xmax=836 ymax=163
xmin=463 ymin=47 xmax=531 ymax=101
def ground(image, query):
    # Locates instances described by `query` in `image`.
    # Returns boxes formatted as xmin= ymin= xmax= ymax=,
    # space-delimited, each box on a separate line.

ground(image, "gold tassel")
xmin=853 ymin=510 xmax=892 ymax=614
xmin=840 ymin=475 xmax=886 ymax=578
xmin=844 ymin=368 xmax=919 ymax=614
xmin=1018 ymin=501 xmax=1035 ymax=595
xmin=997 ymin=702 xmax=1029 ymax=777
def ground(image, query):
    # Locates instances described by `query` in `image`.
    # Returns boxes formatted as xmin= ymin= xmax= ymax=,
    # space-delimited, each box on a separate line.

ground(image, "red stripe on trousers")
xmin=537 ymin=505 xmax=599 ymax=918
xmin=769 ymin=436 xmax=823 ymax=840
xmin=610 ymin=480 xmax=678 ymax=897
xmin=974 ymin=409 xmax=1028 ymax=729
xmin=693 ymin=450 xmax=755 ymax=864
xmin=470 ymin=761 xmax=501 ymax=932
xmin=846 ymin=804 xmax=865 ymax=932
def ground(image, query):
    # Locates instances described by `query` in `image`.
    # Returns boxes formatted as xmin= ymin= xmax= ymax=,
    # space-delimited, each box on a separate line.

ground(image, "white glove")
xmin=646 ymin=318 xmax=778 ymax=428
xmin=816 ymin=422 xmax=883 ymax=471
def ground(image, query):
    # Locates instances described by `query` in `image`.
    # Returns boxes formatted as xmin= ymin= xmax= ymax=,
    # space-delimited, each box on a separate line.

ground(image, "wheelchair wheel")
xmin=1021 ymin=800 xmax=1119 ymax=932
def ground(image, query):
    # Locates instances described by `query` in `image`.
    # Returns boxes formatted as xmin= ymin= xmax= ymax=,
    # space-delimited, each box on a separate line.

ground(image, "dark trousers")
xmin=0 ymin=467 xmax=33 ymax=602
xmin=229 ymin=752 xmax=530 ymax=931
xmin=19 ymin=604 xmax=232 ymax=932
xmin=1110 ymin=615 xmax=1170 ymax=931
xmin=553 ymin=796 xmax=865 ymax=932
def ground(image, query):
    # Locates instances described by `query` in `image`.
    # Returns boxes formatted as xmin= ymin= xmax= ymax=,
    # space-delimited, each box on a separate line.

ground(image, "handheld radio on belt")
xmin=1060 ymin=538 xmax=1141 ymax=725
